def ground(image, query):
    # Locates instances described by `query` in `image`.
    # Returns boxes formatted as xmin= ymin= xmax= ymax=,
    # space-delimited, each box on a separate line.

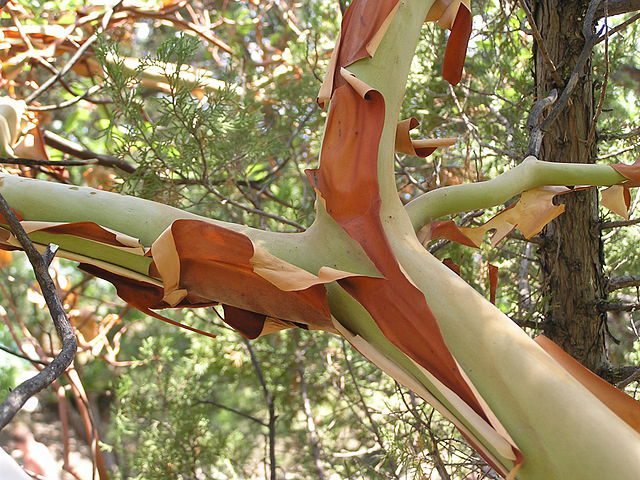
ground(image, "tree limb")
xmin=43 ymin=131 xmax=136 ymax=173
xmin=527 ymin=89 xmax=558 ymax=157
xmin=597 ymin=0 xmax=640 ymax=17
xmin=607 ymin=275 xmax=640 ymax=292
xmin=406 ymin=158 xmax=624 ymax=231
xmin=595 ymin=12 xmax=640 ymax=44
xmin=599 ymin=301 xmax=640 ymax=312
xmin=600 ymin=218 xmax=640 ymax=229
xmin=538 ymin=0 xmax=603 ymax=134
xmin=0 ymin=191 xmax=77 ymax=431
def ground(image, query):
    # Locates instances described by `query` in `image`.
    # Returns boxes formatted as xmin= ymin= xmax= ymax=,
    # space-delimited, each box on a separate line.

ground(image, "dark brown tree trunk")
xmin=533 ymin=0 xmax=610 ymax=373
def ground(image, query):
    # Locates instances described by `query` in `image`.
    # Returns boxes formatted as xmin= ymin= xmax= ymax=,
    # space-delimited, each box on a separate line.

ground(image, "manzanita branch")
xmin=0 ymin=191 xmax=77 ymax=431
xmin=406 ymin=157 xmax=624 ymax=230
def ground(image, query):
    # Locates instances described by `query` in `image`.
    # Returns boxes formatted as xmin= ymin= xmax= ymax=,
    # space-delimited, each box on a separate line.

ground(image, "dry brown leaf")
xmin=601 ymin=185 xmax=631 ymax=220
xmin=459 ymin=187 xmax=572 ymax=247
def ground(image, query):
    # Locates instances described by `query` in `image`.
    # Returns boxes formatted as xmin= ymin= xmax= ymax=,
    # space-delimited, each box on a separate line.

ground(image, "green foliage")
xmin=96 ymin=36 xmax=267 ymax=207
xmin=0 ymin=364 xmax=17 ymax=404
xmin=111 ymin=336 xmax=227 ymax=479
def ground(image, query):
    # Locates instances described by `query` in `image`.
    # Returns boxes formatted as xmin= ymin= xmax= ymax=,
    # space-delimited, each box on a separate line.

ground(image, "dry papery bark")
xmin=0 ymin=1 xmax=639 ymax=479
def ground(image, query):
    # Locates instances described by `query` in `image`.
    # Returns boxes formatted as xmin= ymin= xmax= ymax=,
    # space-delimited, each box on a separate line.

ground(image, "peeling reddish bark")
xmin=442 ymin=5 xmax=472 ymax=85
xmin=309 ymin=82 xmax=484 ymax=418
xmin=81 ymin=220 xmax=336 ymax=337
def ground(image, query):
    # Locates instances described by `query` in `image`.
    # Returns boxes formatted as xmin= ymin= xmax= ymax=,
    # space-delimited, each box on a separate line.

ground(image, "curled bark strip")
xmin=79 ymin=263 xmax=219 ymax=338
xmin=442 ymin=258 xmax=461 ymax=275
xmin=488 ymin=263 xmax=498 ymax=305
xmin=395 ymin=118 xmax=457 ymax=158
xmin=223 ymin=306 xmax=308 ymax=340
xmin=426 ymin=0 xmax=472 ymax=85
xmin=612 ymin=158 xmax=640 ymax=185
xmin=310 ymin=76 xmax=485 ymax=420
xmin=601 ymin=185 xmax=631 ymax=220
xmin=1 ymin=213 xmax=358 ymax=338
xmin=149 ymin=220 xmax=335 ymax=331
xmin=317 ymin=0 xmax=399 ymax=108
xmin=418 ymin=220 xmax=480 ymax=248
xmin=457 ymin=186 xmax=583 ymax=247
xmin=442 ymin=4 xmax=472 ymax=85
xmin=535 ymin=335 xmax=640 ymax=433
xmin=81 ymin=219 xmax=354 ymax=337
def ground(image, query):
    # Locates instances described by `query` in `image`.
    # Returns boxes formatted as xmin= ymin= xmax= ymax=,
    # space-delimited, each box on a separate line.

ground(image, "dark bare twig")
xmin=194 ymin=399 xmax=268 ymax=426
xmin=0 ymin=191 xmax=77 ymax=431
xmin=587 ymin=3 xmax=610 ymax=147
xmin=242 ymin=338 xmax=277 ymax=480
xmin=43 ymin=131 xmax=136 ymax=173
xmin=599 ymin=301 xmax=640 ymax=312
xmin=526 ymin=89 xmax=558 ymax=157
xmin=27 ymin=85 xmax=110 ymax=112
xmin=595 ymin=12 xmax=640 ymax=44
xmin=600 ymin=217 xmax=640 ymax=229
xmin=517 ymin=0 xmax=562 ymax=86
xmin=341 ymin=340 xmax=400 ymax=480
xmin=294 ymin=336 xmax=326 ymax=480
xmin=42 ymin=244 xmax=58 ymax=267
xmin=25 ymin=2 xmax=122 ymax=103
xmin=0 ymin=157 xmax=93 ymax=168
xmin=538 ymin=0 xmax=604 ymax=134
xmin=600 ymin=127 xmax=640 ymax=141
xmin=616 ymin=367 xmax=640 ymax=388
xmin=607 ymin=275 xmax=640 ymax=292
xmin=596 ymin=0 xmax=640 ymax=17
xmin=0 ymin=344 xmax=48 ymax=366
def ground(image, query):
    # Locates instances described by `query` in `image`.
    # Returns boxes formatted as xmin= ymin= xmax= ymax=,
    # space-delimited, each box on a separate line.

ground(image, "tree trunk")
xmin=534 ymin=0 xmax=609 ymax=373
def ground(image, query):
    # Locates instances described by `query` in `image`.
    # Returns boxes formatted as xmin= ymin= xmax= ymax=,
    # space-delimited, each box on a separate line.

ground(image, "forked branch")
xmin=0 ymin=192 xmax=77 ymax=431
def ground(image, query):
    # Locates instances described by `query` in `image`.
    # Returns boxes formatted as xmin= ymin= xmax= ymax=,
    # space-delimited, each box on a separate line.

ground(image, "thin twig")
xmin=600 ymin=127 xmax=640 ymax=141
xmin=28 ymin=85 xmax=109 ymax=112
xmin=0 ymin=344 xmax=49 ymax=366
xmin=600 ymin=218 xmax=640 ymax=229
xmin=538 ymin=0 xmax=604 ymax=133
xmin=25 ymin=2 xmax=122 ymax=103
xmin=0 ymin=157 xmax=94 ymax=168
xmin=43 ymin=131 xmax=136 ymax=173
xmin=294 ymin=335 xmax=326 ymax=480
xmin=599 ymin=301 xmax=640 ymax=312
xmin=526 ymin=89 xmax=558 ymax=157
xmin=194 ymin=399 xmax=268 ymax=426
xmin=242 ymin=339 xmax=277 ymax=480
xmin=596 ymin=0 xmax=640 ymax=17
xmin=517 ymin=0 xmax=563 ymax=86
xmin=595 ymin=12 xmax=640 ymax=44
xmin=607 ymin=275 xmax=640 ymax=292
xmin=617 ymin=367 xmax=640 ymax=388
xmin=587 ymin=2 xmax=610 ymax=147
